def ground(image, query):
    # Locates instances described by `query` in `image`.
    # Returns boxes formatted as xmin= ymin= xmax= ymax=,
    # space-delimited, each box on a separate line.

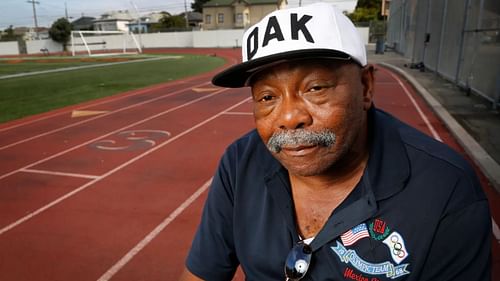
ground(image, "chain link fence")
xmin=386 ymin=0 xmax=500 ymax=108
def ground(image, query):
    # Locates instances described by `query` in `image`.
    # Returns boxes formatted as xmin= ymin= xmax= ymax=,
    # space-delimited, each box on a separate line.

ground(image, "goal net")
xmin=70 ymin=30 xmax=142 ymax=56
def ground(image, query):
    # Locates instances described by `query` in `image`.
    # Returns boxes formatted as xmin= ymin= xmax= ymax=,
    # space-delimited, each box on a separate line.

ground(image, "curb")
xmin=379 ymin=62 xmax=500 ymax=193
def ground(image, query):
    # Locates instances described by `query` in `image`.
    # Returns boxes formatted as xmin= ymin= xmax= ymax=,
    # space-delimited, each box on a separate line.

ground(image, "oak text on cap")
xmin=246 ymin=13 xmax=315 ymax=60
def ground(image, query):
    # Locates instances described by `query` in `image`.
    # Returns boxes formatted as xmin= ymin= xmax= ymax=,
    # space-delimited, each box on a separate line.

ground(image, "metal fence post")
xmin=436 ymin=0 xmax=448 ymax=74
xmin=455 ymin=0 xmax=471 ymax=84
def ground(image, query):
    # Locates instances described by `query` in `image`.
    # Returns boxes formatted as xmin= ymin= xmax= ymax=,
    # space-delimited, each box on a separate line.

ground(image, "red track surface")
xmin=0 ymin=48 xmax=498 ymax=280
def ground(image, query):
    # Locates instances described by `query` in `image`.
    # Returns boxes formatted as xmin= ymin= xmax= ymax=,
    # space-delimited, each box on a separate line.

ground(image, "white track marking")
xmin=0 ymin=89 xmax=224 ymax=181
xmin=492 ymin=217 xmax=500 ymax=243
xmin=0 ymin=97 xmax=251 ymax=236
xmin=0 ymin=57 xmax=179 ymax=80
xmin=383 ymin=69 xmax=443 ymax=142
xmin=96 ymin=179 xmax=212 ymax=281
xmin=223 ymin=112 xmax=254 ymax=115
xmin=0 ymin=81 xmax=212 ymax=150
xmin=0 ymin=79 xmax=211 ymax=135
xmin=21 ymin=169 xmax=99 ymax=179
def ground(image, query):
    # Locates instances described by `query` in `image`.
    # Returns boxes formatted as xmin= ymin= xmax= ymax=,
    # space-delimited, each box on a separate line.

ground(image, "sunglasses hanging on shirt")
xmin=284 ymin=241 xmax=313 ymax=281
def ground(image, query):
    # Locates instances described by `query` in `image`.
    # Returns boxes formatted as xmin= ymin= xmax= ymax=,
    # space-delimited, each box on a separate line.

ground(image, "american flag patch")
xmin=341 ymin=223 xmax=369 ymax=246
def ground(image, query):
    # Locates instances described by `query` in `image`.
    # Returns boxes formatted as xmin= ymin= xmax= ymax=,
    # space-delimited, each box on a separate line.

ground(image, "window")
xmin=236 ymin=13 xmax=243 ymax=25
xmin=205 ymin=14 xmax=212 ymax=24
xmin=218 ymin=13 xmax=224 ymax=24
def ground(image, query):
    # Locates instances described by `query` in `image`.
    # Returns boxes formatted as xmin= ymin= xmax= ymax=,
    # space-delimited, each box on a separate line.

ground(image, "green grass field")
xmin=0 ymin=54 xmax=225 ymax=123
xmin=0 ymin=55 xmax=156 ymax=76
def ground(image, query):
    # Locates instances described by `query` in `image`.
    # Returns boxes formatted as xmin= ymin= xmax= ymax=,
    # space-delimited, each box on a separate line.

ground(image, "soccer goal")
xmin=71 ymin=30 xmax=142 ymax=56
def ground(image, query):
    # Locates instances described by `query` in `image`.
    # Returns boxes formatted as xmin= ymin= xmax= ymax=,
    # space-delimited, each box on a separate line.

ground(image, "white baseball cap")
xmin=212 ymin=2 xmax=367 ymax=88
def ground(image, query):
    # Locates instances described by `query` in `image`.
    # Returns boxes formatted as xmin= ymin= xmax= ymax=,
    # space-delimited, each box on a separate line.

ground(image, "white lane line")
xmin=223 ymin=111 xmax=253 ymax=115
xmin=21 ymin=169 xmax=99 ymax=179
xmin=0 ymin=89 xmax=224 ymax=181
xmin=383 ymin=69 xmax=443 ymax=142
xmin=0 ymin=97 xmax=251 ymax=236
xmin=0 ymin=77 xmax=207 ymax=133
xmin=0 ymin=57 xmax=178 ymax=80
xmin=0 ymin=81 xmax=212 ymax=150
xmin=492 ymin=217 xmax=500 ymax=243
xmin=96 ymin=179 xmax=212 ymax=281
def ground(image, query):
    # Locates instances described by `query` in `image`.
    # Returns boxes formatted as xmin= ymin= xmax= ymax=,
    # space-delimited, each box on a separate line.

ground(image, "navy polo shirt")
xmin=186 ymin=107 xmax=491 ymax=281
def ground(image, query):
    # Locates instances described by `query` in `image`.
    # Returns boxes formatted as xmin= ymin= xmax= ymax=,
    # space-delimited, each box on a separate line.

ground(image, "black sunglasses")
xmin=284 ymin=241 xmax=313 ymax=281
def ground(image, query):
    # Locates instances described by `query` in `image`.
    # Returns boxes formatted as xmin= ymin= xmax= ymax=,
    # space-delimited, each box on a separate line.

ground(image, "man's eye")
xmin=306 ymin=84 xmax=335 ymax=93
xmin=258 ymin=95 xmax=274 ymax=102
xmin=308 ymin=86 xmax=324 ymax=92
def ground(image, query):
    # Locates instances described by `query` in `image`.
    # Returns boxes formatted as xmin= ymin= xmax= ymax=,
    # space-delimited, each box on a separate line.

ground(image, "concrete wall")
xmin=0 ymin=28 xmax=369 ymax=55
xmin=0 ymin=41 xmax=19 ymax=55
xmin=193 ymin=30 xmax=245 ymax=48
xmin=26 ymin=39 xmax=63 ymax=54
xmin=140 ymin=32 xmax=193 ymax=48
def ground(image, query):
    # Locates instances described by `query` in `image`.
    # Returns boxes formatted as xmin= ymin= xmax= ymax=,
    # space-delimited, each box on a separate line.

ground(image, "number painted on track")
xmin=89 ymin=130 xmax=171 ymax=151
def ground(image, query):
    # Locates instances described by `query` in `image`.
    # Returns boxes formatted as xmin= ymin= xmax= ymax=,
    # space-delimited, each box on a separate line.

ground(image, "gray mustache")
xmin=266 ymin=129 xmax=336 ymax=153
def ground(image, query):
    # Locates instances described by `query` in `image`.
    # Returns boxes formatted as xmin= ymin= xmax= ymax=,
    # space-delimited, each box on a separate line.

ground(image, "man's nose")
xmin=277 ymin=96 xmax=312 ymax=130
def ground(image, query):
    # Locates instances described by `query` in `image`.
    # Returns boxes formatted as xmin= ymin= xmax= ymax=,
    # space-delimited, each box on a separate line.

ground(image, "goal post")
xmin=70 ymin=30 xmax=142 ymax=56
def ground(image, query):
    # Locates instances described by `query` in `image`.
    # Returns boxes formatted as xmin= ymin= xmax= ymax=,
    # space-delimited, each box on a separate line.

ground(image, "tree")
xmin=347 ymin=0 xmax=383 ymax=23
xmin=0 ymin=25 xmax=20 ymax=42
xmin=356 ymin=0 xmax=382 ymax=9
xmin=49 ymin=18 xmax=72 ymax=51
xmin=191 ymin=0 xmax=210 ymax=13
xmin=160 ymin=14 xmax=187 ymax=29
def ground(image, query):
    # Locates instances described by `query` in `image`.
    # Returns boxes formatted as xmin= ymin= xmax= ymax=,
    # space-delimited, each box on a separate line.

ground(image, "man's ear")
xmin=361 ymin=64 xmax=375 ymax=110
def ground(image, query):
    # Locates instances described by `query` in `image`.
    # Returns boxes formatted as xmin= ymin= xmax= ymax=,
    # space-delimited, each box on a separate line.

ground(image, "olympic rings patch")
xmin=382 ymin=231 xmax=409 ymax=264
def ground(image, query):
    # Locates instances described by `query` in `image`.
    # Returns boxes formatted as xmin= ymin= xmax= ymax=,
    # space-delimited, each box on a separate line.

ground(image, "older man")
xmin=180 ymin=3 xmax=491 ymax=281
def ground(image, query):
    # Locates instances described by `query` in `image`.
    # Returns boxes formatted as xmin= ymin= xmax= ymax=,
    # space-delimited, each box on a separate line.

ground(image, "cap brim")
xmin=212 ymin=49 xmax=353 ymax=88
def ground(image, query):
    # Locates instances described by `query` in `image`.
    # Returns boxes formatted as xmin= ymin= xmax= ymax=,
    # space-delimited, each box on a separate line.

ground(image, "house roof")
xmin=95 ymin=10 xmax=134 ymax=22
xmin=203 ymin=0 xmax=280 ymax=7
xmin=71 ymin=16 xmax=96 ymax=26
xmin=180 ymin=11 xmax=203 ymax=21
xmin=130 ymin=12 xmax=165 ymax=24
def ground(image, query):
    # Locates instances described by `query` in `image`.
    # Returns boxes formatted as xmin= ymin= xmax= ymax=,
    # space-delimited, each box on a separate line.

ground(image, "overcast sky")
xmin=0 ymin=0 xmax=357 ymax=30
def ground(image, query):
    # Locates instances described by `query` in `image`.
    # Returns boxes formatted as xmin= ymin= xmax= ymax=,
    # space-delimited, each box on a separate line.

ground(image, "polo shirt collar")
xmin=366 ymin=107 xmax=410 ymax=200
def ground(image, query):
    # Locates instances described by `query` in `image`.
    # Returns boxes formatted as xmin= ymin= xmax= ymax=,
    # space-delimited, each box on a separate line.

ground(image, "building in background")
xmin=93 ymin=11 xmax=134 ymax=32
xmin=381 ymin=0 xmax=391 ymax=18
xmin=10 ymin=26 xmax=49 ymax=41
xmin=202 ymin=0 xmax=287 ymax=30
xmin=71 ymin=16 xmax=96 ymax=31
xmin=128 ymin=12 xmax=166 ymax=33
xmin=185 ymin=11 xmax=203 ymax=29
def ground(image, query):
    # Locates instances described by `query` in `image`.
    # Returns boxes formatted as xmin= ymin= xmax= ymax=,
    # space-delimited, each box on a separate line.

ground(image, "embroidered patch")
xmin=382 ymin=231 xmax=409 ymax=264
xmin=368 ymin=219 xmax=391 ymax=241
xmin=332 ymin=241 xmax=410 ymax=279
xmin=343 ymin=267 xmax=372 ymax=281
xmin=341 ymin=223 xmax=370 ymax=246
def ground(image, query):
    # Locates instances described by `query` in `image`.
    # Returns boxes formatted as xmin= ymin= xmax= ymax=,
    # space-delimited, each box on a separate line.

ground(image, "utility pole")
xmin=65 ymin=2 xmax=69 ymax=20
xmin=27 ymin=0 xmax=40 ymax=39
xmin=184 ymin=0 xmax=189 ymax=29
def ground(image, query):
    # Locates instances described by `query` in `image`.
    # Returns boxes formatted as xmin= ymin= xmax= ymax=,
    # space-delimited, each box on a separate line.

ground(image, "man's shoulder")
xmin=379 ymin=110 xmax=485 ymax=203
xmin=375 ymin=109 xmax=487 ymax=218
xmin=376 ymin=109 xmax=472 ymax=174
xmin=397 ymin=117 xmax=473 ymax=177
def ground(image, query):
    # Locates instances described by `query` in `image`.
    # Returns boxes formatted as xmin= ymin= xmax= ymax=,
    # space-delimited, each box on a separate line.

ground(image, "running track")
xmin=0 ymin=48 xmax=498 ymax=280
